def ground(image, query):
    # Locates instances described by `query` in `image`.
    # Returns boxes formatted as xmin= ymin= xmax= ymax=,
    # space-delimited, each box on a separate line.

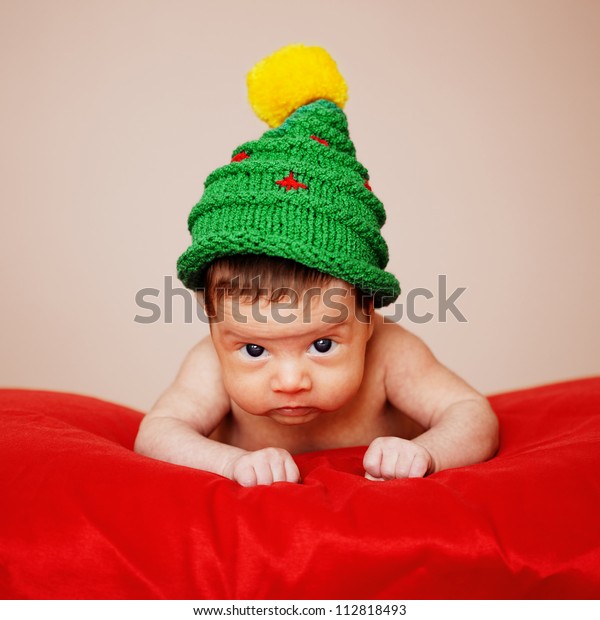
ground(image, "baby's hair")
xmin=202 ymin=255 xmax=372 ymax=320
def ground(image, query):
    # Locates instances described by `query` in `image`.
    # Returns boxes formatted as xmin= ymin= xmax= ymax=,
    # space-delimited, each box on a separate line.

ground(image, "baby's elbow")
xmin=133 ymin=425 xmax=147 ymax=456
xmin=482 ymin=400 xmax=500 ymax=459
xmin=133 ymin=415 xmax=155 ymax=457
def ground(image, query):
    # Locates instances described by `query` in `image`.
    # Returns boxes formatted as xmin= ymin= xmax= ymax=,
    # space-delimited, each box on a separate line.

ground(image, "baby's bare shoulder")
xmin=149 ymin=335 xmax=230 ymax=426
xmin=174 ymin=335 xmax=228 ymax=394
xmin=182 ymin=334 xmax=220 ymax=369
xmin=368 ymin=314 xmax=431 ymax=367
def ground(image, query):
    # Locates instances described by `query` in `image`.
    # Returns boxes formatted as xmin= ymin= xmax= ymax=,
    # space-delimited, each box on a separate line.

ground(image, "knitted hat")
xmin=177 ymin=43 xmax=400 ymax=307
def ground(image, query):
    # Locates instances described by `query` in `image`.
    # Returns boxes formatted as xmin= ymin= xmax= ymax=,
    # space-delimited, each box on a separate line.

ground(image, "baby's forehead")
xmin=216 ymin=286 xmax=368 ymax=334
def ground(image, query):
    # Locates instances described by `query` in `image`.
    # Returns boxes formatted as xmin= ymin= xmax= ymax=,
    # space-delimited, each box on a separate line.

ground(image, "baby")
xmin=134 ymin=44 xmax=499 ymax=486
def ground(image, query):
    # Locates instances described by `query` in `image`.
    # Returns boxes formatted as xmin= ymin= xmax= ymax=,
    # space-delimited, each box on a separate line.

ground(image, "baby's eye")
xmin=309 ymin=339 xmax=336 ymax=355
xmin=241 ymin=344 xmax=268 ymax=359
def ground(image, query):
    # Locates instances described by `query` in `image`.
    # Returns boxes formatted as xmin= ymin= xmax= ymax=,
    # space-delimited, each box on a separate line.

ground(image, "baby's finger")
xmin=407 ymin=452 xmax=429 ymax=478
xmin=365 ymin=472 xmax=385 ymax=482
xmin=363 ymin=445 xmax=383 ymax=479
xmin=394 ymin=452 xmax=415 ymax=479
xmin=380 ymin=449 xmax=400 ymax=480
xmin=270 ymin=458 xmax=288 ymax=483
xmin=236 ymin=464 xmax=258 ymax=487
xmin=284 ymin=457 xmax=301 ymax=483
xmin=253 ymin=460 xmax=274 ymax=486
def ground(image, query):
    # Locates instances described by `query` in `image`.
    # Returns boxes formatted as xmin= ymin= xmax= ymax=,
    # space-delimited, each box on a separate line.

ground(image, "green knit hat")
xmin=177 ymin=44 xmax=400 ymax=307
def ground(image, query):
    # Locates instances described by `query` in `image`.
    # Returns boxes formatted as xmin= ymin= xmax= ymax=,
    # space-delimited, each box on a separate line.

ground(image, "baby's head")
xmin=176 ymin=44 xmax=402 ymax=423
xmin=201 ymin=254 xmax=374 ymax=425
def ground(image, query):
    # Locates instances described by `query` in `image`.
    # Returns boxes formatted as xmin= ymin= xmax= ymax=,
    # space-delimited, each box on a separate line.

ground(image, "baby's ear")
xmin=365 ymin=299 xmax=376 ymax=337
xmin=361 ymin=290 xmax=375 ymax=314
xmin=356 ymin=291 xmax=375 ymax=327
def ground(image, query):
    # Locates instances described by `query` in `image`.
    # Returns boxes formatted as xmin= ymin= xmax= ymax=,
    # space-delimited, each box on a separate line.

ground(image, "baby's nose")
xmin=271 ymin=360 xmax=311 ymax=393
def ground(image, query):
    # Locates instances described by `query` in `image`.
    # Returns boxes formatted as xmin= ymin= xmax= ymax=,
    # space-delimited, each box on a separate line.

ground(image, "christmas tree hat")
xmin=177 ymin=44 xmax=400 ymax=307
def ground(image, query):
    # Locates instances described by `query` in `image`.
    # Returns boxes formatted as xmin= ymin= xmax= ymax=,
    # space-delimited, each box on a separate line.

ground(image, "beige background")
xmin=1 ymin=0 xmax=598 ymax=412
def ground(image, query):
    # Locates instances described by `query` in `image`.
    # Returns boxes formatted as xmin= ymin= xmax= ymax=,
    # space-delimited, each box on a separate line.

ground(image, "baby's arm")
xmin=134 ymin=336 xmax=299 ymax=486
xmin=364 ymin=324 xmax=499 ymax=479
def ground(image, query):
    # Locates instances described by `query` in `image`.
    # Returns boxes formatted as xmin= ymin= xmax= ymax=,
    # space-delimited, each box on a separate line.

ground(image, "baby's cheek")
xmin=225 ymin=370 xmax=265 ymax=411
xmin=221 ymin=367 xmax=243 ymax=393
xmin=318 ymin=365 xmax=363 ymax=407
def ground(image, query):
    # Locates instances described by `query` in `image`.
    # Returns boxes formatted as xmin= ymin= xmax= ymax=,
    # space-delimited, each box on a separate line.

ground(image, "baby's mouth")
xmin=272 ymin=407 xmax=314 ymax=417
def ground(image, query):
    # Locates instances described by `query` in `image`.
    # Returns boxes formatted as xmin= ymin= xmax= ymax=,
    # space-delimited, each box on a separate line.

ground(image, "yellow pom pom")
xmin=247 ymin=44 xmax=348 ymax=128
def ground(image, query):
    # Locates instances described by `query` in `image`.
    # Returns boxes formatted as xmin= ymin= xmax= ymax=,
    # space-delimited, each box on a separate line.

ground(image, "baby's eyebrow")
xmin=219 ymin=320 xmax=350 ymax=342
xmin=219 ymin=327 xmax=253 ymax=340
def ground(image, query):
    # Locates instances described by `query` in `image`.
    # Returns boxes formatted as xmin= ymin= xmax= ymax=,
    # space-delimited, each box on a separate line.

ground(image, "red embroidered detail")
xmin=311 ymin=135 xmax=329 ymax=147
xmin=231 ymin=151 xmax=249 ymax=162
xmin=276 ymin=172 xmax=308 ymax=192
xmin=364 ymin=179 xmax=372 ymax=191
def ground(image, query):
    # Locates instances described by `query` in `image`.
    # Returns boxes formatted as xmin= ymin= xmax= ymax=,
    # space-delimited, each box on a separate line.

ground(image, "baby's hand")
xmin=224 ymin=447 xmax=300 ymax=487
xmin=363 ymin=437 xmax=433 ymax=481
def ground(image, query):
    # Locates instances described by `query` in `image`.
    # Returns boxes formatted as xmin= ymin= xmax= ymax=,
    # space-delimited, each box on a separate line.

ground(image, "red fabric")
xmin=1 ymin=378 xmax=599 ymax=599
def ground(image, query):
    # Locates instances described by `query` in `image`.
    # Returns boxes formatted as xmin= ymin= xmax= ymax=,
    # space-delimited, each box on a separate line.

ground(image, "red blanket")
xmin=1 ymin=378 xmax=599 ymax=599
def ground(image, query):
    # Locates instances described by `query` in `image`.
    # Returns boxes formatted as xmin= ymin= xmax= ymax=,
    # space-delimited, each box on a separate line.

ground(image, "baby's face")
xmin=210 ymin=281 xmax=373 ymax=425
